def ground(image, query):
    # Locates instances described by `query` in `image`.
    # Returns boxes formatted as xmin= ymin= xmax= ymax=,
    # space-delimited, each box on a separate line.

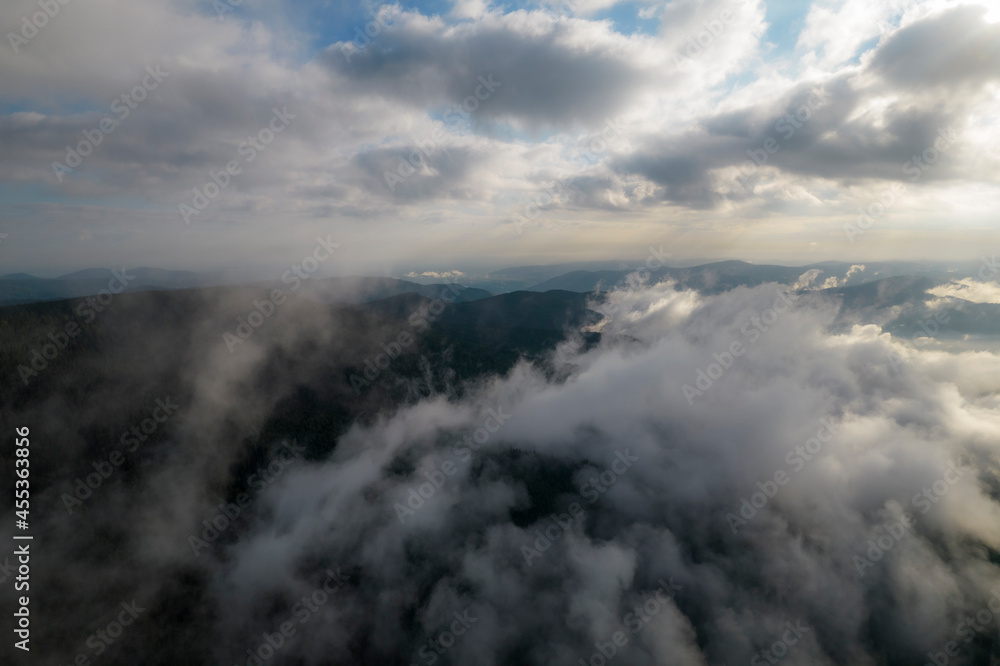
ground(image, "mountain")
xmin=0 ymin=267 xmax=212 ymax=307
xmin=821 ymin=275 xmax=1000 ymax=343
xmin=357 ymin=289 xmax=601 ymax=354
xmin=436 ymin=290 xmax=600 ymax=331
xmin=527 ymin=260 xmax=806 ymax=294
xmin=525 ymin=269 xmax=642 ymax=293
xmin=7 ymin=260 xmax=980 ymax=307
xmin=0 ymin=284 xmax=589 ymax=411
xmin=55 ymin=268 xmax=131 ymax=281
xmin=824 ymin=275 xmax=939 ymax=310
xmin=0 ymin=276 xmax=120 ymax=306
xmin=0 ymin=269 xmax=492 ymax=308
xmin=433 ymin=260 xmax=647 ymax=293
xmin=523 ymin=259 xmax=984 ymax=295
xmin=299 ymin=276 xmax=491 ymax=305
xmin=55 ymin=267 xmax=207 ymax=285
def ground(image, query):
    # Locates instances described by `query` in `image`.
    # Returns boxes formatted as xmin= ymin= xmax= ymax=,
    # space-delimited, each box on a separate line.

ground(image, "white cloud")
xmin=928 ymin=278 xmax=1000 ymax=304
xmin=198 ymin=279 xmax=1000 ymax=664
xmin=0 ymin=0 xmax=998 ymax=272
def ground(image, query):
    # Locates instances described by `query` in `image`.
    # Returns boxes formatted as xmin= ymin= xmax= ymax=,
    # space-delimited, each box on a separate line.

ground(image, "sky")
xmin=0 ymin=0 xmax=998 ymax=276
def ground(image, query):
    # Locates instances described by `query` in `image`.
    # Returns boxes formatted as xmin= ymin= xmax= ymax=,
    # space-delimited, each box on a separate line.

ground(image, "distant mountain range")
xmin=0 ymin=269 xmax=491 ymax=308
xmin=2 ymin=260 xmax=993 ymax=333
xmin=0 ymin=282 xmax=602 ymax=412
xmin=520 ymin=260 xmax=982 ymax=294
xmin=297 ymin=276 xmax=491 ymax=305
xmin=0 ymin=267 xmax=212 ymax=306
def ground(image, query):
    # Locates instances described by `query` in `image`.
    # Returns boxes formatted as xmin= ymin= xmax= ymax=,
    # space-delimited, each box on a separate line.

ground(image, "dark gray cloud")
xmin=325 ymin=12 xmax=646 ymax=131
xmin=350 ymin=143 xmax=489 ymax=202
xmin=607 ymin=12 xmax=996 ymax=212
xmin=871 ymin=5 xmax=1000 ymax=89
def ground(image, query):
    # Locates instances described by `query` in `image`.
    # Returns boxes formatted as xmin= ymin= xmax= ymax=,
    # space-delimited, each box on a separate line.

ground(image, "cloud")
xmin=0 ymin=0 xmax=998 ymax=273
xmin=870 ymin=4 xmax=1000 ymax=89
xmin=404 ymin=270 xmax=465 ymax=279
xmin=103 ymin=279 xmax=1000 ymax=664
xmin=820 ymin=263 xmax=866 ymax=288
xmin=795 ymin=268 xmax=824 ymax=289
xmin=928 ymin=278 xmax=1000 ymax=304
xmin=797 ymin=0 xmax=918 ymax=70
xmin=7 ymin=276 xmax=1000 ymax=664
xmin=323 ymin=8 xmax=651 ymax=132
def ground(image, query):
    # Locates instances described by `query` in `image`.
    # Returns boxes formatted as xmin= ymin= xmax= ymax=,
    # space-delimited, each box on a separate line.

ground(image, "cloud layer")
xmin=1 ymin=0 xmax=998 ymax=271
xmin=8 ymin=278 xmax=999 ymax=664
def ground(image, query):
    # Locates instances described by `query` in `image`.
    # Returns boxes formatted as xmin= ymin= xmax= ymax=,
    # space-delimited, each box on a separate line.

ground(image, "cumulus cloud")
xmin=25 ymin=279 xmax=989 ymax=665
xmin=1 ymin=0 xmax=997 ymax=272
xmin=324 ymin=9 xmax=651 ymax=132
xmin=870 ymin=4 xmax=1000 ymax=90
xmin=929 ymin=278 xmax=1000 ymax=304
xmin=794 ymin=268 xmax=823 ymax=289
xmin=819 ymin=263 xmax=866 ymax=288
xmin=405 ymin=270 xmax=465 ymax=279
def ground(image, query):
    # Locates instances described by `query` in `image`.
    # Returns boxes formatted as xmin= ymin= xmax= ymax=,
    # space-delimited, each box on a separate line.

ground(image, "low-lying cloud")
xmin=11 ymin=279 xmax=994 ymax=664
